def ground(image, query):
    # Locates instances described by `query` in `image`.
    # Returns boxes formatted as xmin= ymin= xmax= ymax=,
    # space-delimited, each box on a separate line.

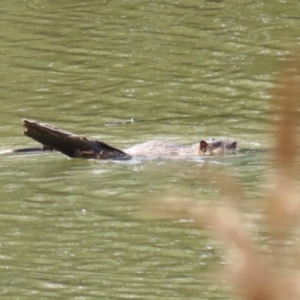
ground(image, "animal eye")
xmin=215 ymin=142 xmax=221 ymax=147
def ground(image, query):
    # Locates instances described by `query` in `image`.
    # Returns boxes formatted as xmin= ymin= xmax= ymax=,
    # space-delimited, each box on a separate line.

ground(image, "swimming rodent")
xmin=1 ymin=139 xmax=237 ymax=157
xmin=125 ymin=139 xmax=237 ymax=156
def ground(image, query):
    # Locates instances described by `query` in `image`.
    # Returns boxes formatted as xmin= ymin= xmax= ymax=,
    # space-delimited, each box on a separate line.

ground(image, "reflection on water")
xmin=0 ymin=0 xmax=299 ymax=298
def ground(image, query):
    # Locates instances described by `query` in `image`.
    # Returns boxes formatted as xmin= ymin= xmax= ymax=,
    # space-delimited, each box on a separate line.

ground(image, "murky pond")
xmin=0 ymin=0 xmax=299 ymax=299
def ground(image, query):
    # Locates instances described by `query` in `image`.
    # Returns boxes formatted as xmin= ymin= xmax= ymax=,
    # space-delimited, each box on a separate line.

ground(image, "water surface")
xmin=0 ymin=0 xmax=299 ymax=299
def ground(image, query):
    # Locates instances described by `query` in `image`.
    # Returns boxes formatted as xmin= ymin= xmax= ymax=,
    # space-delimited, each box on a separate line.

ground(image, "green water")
xmin=0 ymin=0 xmax=299 ymax=299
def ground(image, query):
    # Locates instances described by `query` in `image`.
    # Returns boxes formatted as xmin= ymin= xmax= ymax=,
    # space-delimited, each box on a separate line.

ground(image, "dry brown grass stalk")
xmin=148 ymin=57 xmax=300 ymax=300
xmin=266 ymin=58 xmax=300 ymax=240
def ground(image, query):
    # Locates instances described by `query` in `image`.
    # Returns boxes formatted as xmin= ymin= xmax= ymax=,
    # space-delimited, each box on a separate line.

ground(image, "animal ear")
xmin=200 ymin=140 xmax=208 ymax=153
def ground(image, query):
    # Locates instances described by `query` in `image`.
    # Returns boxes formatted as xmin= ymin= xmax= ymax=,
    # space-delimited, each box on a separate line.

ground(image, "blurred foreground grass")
xmin=148 ymin=57 xmax=300 ymax=300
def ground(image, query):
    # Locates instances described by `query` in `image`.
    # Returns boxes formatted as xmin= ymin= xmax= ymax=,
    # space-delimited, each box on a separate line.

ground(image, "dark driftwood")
xmin=22 ymin=119 xmax=131 ymax=160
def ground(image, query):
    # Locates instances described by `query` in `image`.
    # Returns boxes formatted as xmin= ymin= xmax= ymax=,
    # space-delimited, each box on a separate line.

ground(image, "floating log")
xmin=22 ymin=119 xmax=131 ymax=160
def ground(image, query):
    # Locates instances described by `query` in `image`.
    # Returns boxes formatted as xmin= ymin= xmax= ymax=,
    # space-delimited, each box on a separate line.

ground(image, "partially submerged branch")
xmin=22 ymin=119 xmax=131 ymax=160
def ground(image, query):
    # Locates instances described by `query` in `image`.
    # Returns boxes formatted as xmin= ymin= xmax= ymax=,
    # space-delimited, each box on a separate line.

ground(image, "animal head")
xmin=199 ymin=139 xmax=237 ymax=155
